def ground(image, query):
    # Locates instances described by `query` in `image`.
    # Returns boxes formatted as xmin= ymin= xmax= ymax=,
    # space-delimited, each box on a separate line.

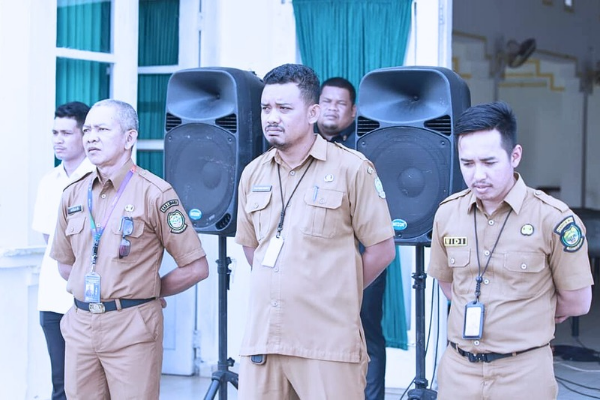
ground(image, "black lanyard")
xmin=473 ymin=208 xmax=512 ymax=302
xmin=275 ymin=158 xmax=315 ymax=238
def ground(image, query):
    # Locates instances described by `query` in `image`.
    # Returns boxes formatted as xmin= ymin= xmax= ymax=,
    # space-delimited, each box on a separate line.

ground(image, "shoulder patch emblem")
xmin=554 ymin=215 xmax=585 ymax=252
xmin=160 ymin=199 xmax=179 ymax=213
xmin=167 ymin=210 xmax=187 ymax=233
xmin=374 ymin=177 xmax=386 ymax=199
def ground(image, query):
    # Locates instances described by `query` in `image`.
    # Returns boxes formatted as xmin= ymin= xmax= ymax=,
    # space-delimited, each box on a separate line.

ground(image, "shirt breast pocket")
xmin=66 ymin=216 xmax=87 ymax=254
xmin=501 ymin=252 xmax=549 ymax=298
xmin=111 ymin=217 xmax=145 ymax=264
xmin=447 ymin=249 xmax=476 ymax=295
xmin=300 ymin=188 xmax=343 ymax=238
xmin=245 ymin=191 xmax=272 ymax=241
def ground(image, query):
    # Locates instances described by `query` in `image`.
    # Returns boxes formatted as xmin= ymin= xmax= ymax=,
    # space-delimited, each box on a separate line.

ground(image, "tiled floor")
xmin=161 ymin=284 xmax=600 ymax=399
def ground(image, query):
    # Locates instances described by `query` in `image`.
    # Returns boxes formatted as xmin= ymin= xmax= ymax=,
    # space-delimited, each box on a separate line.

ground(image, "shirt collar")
xmin=467 ymin=173 xmax=526 ymax=215
xmin=93 ymin=159 xmax=136 ymax=188
xmin=262 ymin=133 xmax=328 ymax=166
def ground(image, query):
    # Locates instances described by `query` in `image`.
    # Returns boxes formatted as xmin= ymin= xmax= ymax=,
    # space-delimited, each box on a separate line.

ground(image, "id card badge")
xmin=262 ymin=236 xmax=284 ymax=268
xmin=84 ymin=272 xmax=101 ymax=303
xmin=463 ymin=301 xmax=484 ymax=339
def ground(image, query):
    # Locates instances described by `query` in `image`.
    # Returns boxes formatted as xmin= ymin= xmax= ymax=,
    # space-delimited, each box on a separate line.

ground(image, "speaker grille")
xmin=216 ymin=114 xmax=238 ymax=133
xmin=424 ymin=115 xmax=452 ymax=135
xmin=165 ymin=113 xmax=182 ymax=132
xmin=358 ymin=126 xmax=452 ymax=243
xmin=357 ymin=116 xmax=380 ymax=136
xmin=165 ymin=123 xmax=237 ymax=234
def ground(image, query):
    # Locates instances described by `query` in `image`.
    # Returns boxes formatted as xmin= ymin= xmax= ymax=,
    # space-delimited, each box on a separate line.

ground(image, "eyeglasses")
xmin=119 ymin=216 xmax=133 ymax=259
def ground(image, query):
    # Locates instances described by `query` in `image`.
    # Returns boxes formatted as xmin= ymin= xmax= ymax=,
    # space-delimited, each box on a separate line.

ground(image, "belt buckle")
xmin=89 ymin=303 xmax=105 ymax=314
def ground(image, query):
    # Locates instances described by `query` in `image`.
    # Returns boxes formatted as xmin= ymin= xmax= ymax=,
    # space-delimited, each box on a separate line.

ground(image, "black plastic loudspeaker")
xmin=356 ymin=66 xmax=471 ymax=245
xmin=164 ymin=67 xmax=264 ymax=236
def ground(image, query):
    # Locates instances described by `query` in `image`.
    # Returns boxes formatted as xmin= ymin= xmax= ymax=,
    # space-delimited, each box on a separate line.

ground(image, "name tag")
xmin=67 ymin=205 xmax=83 ymax=215
xmin=252 ymin=185 xmax=272 ymax=192
xmin=444 ymin=237 xmax=467 ymax=247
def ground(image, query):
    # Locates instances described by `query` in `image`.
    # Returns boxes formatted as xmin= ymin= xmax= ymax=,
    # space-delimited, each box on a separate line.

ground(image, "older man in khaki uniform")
xmin=51 ymin=99 xmax=209 ymax=399
xmin=428 ymin=101 xmax=593 ymax=400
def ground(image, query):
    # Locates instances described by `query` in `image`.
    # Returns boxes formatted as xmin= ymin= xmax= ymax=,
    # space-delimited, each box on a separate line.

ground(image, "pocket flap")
xmin=245 ymin=191 xmax=272 ymax=213
xmin=504 ymin=252 xmax=545 ymax=273
xmin=447 ymin=249 xmax=470 ymax=268
xmin=303 ymin=188 xmax=343 ymax=209
xmin=66 ymin=217 xmax=85 ymax=236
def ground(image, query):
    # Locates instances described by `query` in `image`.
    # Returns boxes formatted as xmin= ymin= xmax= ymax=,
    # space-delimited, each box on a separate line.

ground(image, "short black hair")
xmin=454 ymin=101 xmax=517 ymax=156
xmin=55 ymin=101 xmax=91 ymax=129
xmin=263 ymin=64 xmax=321 ymax=106
xmin=321 ymin=77 xmax=356 ymax=105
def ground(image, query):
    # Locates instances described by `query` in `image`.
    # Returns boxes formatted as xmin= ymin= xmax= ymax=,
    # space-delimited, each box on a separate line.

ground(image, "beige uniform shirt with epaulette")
xmin=235 ymin=134 xmax=394 ymax=363
xmin=428 ymin=174 xmax=594 ymax=354
xmin=51 ymin=159 xmax=206 ymax=301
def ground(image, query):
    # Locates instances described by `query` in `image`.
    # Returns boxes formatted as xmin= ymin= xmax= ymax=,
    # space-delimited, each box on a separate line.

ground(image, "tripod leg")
xmin=203 ymin=378 xmax=220 ymax=400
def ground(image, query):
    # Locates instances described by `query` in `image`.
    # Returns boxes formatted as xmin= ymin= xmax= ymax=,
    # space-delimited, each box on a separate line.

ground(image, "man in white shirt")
xmin=32 ymin=102 xmax=95 ymax=400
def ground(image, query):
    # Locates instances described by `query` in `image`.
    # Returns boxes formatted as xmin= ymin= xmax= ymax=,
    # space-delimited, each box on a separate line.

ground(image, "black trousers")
xmin=40 ymin=311 xmax=67 ymax=400
xmin=361 ymin=269 xmax=388 ymax=400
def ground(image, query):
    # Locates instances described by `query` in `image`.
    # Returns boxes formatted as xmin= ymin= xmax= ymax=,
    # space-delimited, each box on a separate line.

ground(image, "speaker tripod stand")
xmin=407 ymin=244 xmax=437 ymax=400
xmin=203 ymin=235 xmax=238 ymax=400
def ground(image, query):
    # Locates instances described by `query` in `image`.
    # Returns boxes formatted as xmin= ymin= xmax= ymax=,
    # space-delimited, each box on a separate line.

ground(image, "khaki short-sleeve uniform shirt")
xmin=428 ymin=174 xmax=593 ymax=354
xmin=235 ymin=134 xmax=394 ymax=363
xmin=51 ymin=160 xmax=206 ymax=301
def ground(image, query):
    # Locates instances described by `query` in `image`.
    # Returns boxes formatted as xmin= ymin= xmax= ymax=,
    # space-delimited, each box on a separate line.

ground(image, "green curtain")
xmin=57 ymin=0 xmax=111 ymax=52
xmin=292 ymin=0 xmax=413 ymax=89
xmin=55 ymin=58 xmax=110 ymax=107
xmin=136 ymin=0 xmax=179 ymax=177
xmin=293 ymin=0 xmax=413 ymax=349
xmin=138 ymin=0 xmax=179 ymax=66
xmin=382 ymin=247 xmax=408 ymax=349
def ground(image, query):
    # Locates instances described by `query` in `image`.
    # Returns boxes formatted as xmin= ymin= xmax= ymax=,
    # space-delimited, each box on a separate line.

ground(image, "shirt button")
xmin=474 ymin=340 xmax=480 ymax=346
xmin=484 ymin=250 xmax=490 ymax=257
xmin=450 ymin=258 xmax=455 ymax=265
xmin=274 ymin=267 xmax=279 ymax=272
xmin=521 ymin=264 xmax=527 ymax=270
xmin=290 ymin=170 xmax=296 ymax=176
xmin=253 ymin=203 xmax=259 ymax=209
xmin=319 ymin=198 xmax=325 ymax=204
xmin=101 ymin=194 xmax=107 ymax=199
xmin=483 ymin=279 xmax=490 ymax=285
xmin=488 ymin=220 xmax=494 ymax=226
xmin=271 ymin=300 xmax=279 ymax=307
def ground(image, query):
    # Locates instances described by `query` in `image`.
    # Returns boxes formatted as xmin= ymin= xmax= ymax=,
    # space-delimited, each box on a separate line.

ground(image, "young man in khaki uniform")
xmin=51 ymin=99 xmax=209 ymax=399
xmin=235 ymin=64 xmax=396 ymax=399
xmin=428 ymin=101 xmax=593 ymax=400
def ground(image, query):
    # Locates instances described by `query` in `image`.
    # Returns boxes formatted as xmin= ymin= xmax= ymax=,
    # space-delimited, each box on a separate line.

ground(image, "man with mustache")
xmin=428 ymin=101 xmax=593 ymax=399
xmin=235 ymin=64 xmax=396 ymax=399
xmin=32 ymin=101 xmax=95 ymax=400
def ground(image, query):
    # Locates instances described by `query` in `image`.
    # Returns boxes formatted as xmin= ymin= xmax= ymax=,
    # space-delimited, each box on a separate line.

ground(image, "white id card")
xmin=262 ymin=236 xmax=284 ymax=267
xmin=463 ymin=301 xmax=484 ymax=339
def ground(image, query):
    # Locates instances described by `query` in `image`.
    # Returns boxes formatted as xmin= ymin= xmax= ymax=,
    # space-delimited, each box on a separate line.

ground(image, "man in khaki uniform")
xmin=51 ymin=99 xmax=209 ymax=399
xmin=235 ymin=64 xmax=396 ymax=400
xmin=428 ymin=101 xmax=593 ymax=400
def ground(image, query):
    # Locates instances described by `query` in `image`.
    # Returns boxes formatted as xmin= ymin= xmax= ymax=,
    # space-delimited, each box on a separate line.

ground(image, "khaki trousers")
xmin=238 ymin=353 xmax=368 ymax=400
xmin=437 ymin=344 xmax=557 ymax=400
xmin=60 ymin=300 xmax=163 ymax=400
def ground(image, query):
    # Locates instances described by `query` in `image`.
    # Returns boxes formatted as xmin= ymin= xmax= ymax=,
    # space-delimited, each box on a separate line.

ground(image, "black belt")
xmin=449 ymin=341 xmax=547 ymax=363
xmin=74 ymin=298 xmax=156 ymax=314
